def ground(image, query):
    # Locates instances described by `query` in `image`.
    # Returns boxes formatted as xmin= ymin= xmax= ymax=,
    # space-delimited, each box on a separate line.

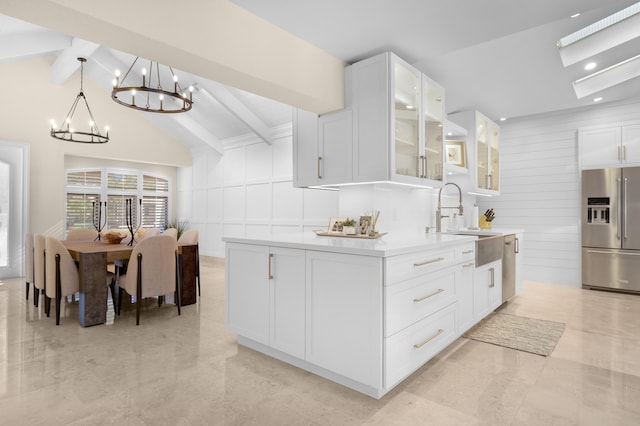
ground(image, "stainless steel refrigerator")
xmin=582 ymin=167 xmax=640 ymax=293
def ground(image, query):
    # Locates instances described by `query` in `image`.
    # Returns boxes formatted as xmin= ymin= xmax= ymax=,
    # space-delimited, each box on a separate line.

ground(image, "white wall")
xmin=178 ymin=126 xmax=339 ymax=257
xmin=478 ymin=98 xmax=640 ymax=286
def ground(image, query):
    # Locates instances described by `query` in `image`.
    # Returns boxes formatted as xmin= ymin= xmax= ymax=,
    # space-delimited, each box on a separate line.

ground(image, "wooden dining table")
xmin=62 ymin=239 xmax=197 ymax=327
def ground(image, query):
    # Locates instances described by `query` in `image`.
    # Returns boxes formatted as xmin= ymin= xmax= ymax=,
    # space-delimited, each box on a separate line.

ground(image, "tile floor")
xmin=1 ymin=258 xmax=640 ymax=425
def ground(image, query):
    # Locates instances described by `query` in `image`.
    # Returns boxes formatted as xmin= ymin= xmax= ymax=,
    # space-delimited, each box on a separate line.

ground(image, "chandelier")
xmin=111 ymin=57 xmax=194 ymax=113
xmin=50 ymin=57 xmax=110 ymax=144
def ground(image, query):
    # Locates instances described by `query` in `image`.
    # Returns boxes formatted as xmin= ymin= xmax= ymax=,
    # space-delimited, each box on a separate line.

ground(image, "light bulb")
xmin=89 ymin=120 xmax=95 ymax=127
xmin=189 ymin=85 xmax=194 ymax=92
xmin=115 ymin=69 xmax=121 ymax=77
xmin=70 ymin=127 xmax=75 ymax=133
xmin=66 ymin=118 xmax=71 ymax=124
xmin=105 ymin=126 xmax=109 ymax=132
xmin=112 ymin=78 xmax=117 ymax=87
xmin=173 ymin=75 xmax=178 ymax=82
xmin=131 ymin=89 xmax=136 ymax=96
xmin=159 ymin=94 xmax=164 ymax=100
xmin=142 ymin=68 xmax=147 ymax=75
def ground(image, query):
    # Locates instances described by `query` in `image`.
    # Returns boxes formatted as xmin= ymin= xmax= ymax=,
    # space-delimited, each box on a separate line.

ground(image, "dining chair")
xmin=178 ymin=229 xmax=200 ymax=297
xmin=117 ymin=235 xmax=181 ymax=325
xmin=25 ymin=233 xmax=34 ymax=300
xmin=45 ymin=236 xmax=116 ymax=325
xmin=66 ymin=228 xmax=98 ymax=241
xmin=163 ymin=228 xmax=178 ymax=239
xmin=33 ymin=234 xmax=46 ymax=308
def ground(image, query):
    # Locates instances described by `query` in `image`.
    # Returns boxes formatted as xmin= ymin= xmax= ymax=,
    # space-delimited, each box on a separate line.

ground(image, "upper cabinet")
xmin=292 ymin=51 xmax=445 ymax=188
xmin=579 ymin=123 xmax=640 ymax=169
xmin=448 ymin=110 xmax=500 ymax=195
xmin=349 ymin=52 xmax=445 ymax=187
xmin=293 ymin=108 xmax=353 ymax=187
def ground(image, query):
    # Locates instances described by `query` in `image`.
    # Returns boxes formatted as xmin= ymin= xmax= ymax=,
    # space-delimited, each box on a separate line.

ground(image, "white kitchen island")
xmin=224 ymin=232 xmax=485 ymax=399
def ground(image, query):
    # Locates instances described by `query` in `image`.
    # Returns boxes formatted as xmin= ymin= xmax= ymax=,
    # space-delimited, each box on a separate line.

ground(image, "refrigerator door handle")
xmin=624 ymin=177 xmax=628 ymax=240
xmin=617 ymin=177 xmax=622 ymax=240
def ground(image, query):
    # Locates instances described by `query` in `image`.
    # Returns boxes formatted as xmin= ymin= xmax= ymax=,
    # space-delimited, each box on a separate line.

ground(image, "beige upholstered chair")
xmin=117 ymin=235 xmax=181 ymax=325
xmin=33 ymin=234 xmax=46 ymax=308
xmin=45 ymin=236 xmax=116 ymax=325
xmin=142 ymin=228 xmax=160 ymax=238
xmin=178 ymin=229 xmax=200 ymax=297
xmin=25 ymin=233 xmax=34 ymax=300
xmin=45 ymin=236 xmax=80 ymax=325
xmin=66 ymin=228 xmax=98 ymax=241
xmin=162 ymin=228 xmax=178 ymax=239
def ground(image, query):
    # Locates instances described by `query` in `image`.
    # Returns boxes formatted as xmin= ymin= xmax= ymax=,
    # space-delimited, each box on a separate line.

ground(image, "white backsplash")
xmin=338 ymin=184 xmax=478 ymax=234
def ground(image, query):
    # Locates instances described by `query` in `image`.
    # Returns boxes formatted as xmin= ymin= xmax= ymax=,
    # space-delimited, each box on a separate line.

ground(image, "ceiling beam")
xmin=0 ymin=30 xmax=69 ymax=62
xmin=197 ymin=82 xmax=273 ymax=145
xmin=0 ymin=0 xmax=345 ymax=114
xmin=51 ymin=38 xmax=100 ymax=84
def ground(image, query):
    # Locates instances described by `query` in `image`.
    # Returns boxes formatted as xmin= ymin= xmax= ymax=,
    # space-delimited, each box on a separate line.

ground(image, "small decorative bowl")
xmin=103 ymin=231 xmax=125 ymax=244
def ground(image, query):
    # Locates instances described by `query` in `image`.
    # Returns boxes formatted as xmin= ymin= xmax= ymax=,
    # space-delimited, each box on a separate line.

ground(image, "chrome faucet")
xmin=436 ymin=182 xmax=464 ymax=232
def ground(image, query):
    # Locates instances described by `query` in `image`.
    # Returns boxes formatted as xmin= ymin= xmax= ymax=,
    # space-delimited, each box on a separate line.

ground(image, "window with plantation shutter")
xmin=106 ymin=195 xmax=138 ymax=230
xmin=67 ymin=170 xmax=102 ymax=187
xmin=65 ymin=168 xmax=171 ymax=233
xmin=66 ymin=193 xmax=100 ymax=229
xmin=142 ymin=196 xmax=168 ymax=228
xmin=107 ymin=172 xmax=137 ymax=191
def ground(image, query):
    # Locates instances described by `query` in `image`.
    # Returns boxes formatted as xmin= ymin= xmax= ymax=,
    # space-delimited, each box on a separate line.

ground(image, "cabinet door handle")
xmin=413 ymin=329 xmax=445 ymax=349
xmin=489 ymin=267 xmax=495 ymax=288
xmin=515 ymin=238 xmax=519 ymax=254
xmin=413 ymin=288 xmax=444 ymax=303
xmin=462 ymin=249 xmax=474 ymax=254
xmin=423 ymin=155 xmax=427 ymax=179
xmin=618 ymin=145 xmax=621 ymax=161
xmin=268 ymin=253 xmax=274 ymax=279
xmin=317 ymin=156 xmax=322 ymax=179
xmin=624 ymin=145 xmax=627 ymax=161
xmin=624 ymin=177 xmax=628 ymax=239
xmin=463 ymin=262 xmax=475 ymax=268
xmin=413 ymin=257 xmax=445 ymax=267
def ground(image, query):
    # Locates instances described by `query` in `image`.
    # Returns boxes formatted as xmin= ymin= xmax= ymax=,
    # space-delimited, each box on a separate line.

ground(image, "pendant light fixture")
xmin=111 ymin=57 xmax=194 ymax=113
xmin=50 ymin=57 xmax=110 ymax=144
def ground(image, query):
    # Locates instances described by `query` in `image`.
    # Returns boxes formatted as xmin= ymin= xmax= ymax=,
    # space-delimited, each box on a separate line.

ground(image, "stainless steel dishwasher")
xmin=502 ymin=234 xmax=517 ymax=302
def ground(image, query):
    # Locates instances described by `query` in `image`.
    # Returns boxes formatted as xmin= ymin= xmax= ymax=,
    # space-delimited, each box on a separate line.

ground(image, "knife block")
xmin=479 ymin=215 xmax=492 ymax=229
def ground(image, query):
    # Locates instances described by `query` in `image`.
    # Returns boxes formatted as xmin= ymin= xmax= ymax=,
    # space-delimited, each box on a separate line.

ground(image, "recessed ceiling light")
xmin=499 ymin=117 xmax=507 ymax=122
xmin=447 ymin=132 xmax=453 ymax=136
xmin=593 ymin=97 xmax=603 ymax=102
xmin=571 ymin=13 xmax=581 ymax=18
xmin=584 ymin=62 xmax=597 ymax=70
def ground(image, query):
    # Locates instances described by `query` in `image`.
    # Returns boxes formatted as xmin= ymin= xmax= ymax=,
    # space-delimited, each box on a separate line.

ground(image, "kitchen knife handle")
xmin=624 ymin=177 xmax=628 ymax=239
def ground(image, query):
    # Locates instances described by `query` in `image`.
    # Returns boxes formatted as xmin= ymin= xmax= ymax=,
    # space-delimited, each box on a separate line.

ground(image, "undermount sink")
xmin=452 ymin=232 xmax=503 ymax=266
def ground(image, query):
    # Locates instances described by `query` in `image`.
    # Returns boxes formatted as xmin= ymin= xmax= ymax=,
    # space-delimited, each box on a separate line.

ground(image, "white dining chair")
xmin=33 ymin=234 xmax=46 ymax=308
xmin=162 ymin=228 xmax=178 ymax=239
xmin=66 ymin=228 xmax=98 ymax=241
xmin=117 ymin=235 xmax=181 ymax=325
xmin=25 ymin=233 xmax=34 ymax=301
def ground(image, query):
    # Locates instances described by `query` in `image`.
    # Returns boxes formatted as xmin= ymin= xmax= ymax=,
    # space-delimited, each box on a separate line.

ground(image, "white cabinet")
xmin=580 ymin=123 xmax=640 ymax=169
xmin=293 ymin=108 xmax=353 ymax=187
xmin=305 ymin=250 xmax=383 ymax=389
xmin=515 ymin=233 xmax=524 ymax=294
xmin=456 ymin=256 xmax=476 ymax=334
xmin=448 ymin=110 xmax=500 ymax=195
xmin=474 ymin=260 xmax=502 ymax=322
xmin=349 ymin=52 xmax=445 ymax=187
xmin=225 ymin=243 xmax=306 ymax=358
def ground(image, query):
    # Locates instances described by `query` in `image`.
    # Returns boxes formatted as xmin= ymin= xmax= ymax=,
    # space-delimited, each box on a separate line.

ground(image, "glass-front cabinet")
xmin=350 ymin=52 xmax=444 ymax=187
xmin=449 ymin=110 xmax=500 ymax=195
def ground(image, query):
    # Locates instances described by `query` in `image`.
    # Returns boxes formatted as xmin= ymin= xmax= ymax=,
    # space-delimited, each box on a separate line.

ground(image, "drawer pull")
xmin=463 ymin=262 xmax=475 ymax=268
xmin=413 ymin=257 xmax=445 ymax=267
xmin=462 ymin=250 xmax=474 ymax=254
xmin=413 ymin=329 xmax=445 ymax=349
xmin=413 ymin=288 xmax=444 ymax=303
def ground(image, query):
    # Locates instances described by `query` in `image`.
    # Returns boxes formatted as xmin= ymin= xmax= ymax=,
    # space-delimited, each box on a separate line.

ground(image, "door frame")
xmin=0 ymin=140 xmax=29 ymax=279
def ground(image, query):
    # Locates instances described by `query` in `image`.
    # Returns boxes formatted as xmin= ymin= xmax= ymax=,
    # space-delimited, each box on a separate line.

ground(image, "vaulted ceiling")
xmin=1 ymin=0 xmax=639 ymax=153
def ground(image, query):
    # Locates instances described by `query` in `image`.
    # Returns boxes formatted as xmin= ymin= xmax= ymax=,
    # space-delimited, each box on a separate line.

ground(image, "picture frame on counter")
xmin=358 ymin=216 xmax=372 ymax=235
xmin=328 ymin=217 xmax=347 ymax=232
xmin=445 ymin=141 xmax=466 ymax=167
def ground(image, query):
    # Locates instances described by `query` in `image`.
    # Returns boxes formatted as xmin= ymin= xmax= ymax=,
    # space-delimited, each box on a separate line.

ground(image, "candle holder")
xmin=93 ymin=201 xmax=107 ymax=240
xmin=126 ymin=198 xmax=142 ymax=246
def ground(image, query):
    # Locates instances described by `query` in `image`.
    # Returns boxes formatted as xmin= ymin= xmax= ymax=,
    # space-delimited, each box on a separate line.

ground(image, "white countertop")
xmin=443 ymin=227 xmax=525 ymax=237
xmin=223 ymin=231 xmax=477 ymax=257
